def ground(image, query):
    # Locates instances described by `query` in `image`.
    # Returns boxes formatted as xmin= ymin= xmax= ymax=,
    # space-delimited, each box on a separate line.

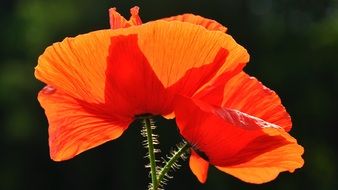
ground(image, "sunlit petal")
xmin=163 ymin=13 xmax=227 ymax=32
xmin=189 ymin=149 xmax=209 ymax=183
xmin=38 ymin=86 xmax=130 ymax=161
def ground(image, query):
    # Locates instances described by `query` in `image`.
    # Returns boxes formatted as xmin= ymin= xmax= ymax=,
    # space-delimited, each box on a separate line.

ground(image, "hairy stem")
xmin=156 ymin=141 xmax=190 ymax=188
xmin=142 ymin=117 xmax=159 ymax=189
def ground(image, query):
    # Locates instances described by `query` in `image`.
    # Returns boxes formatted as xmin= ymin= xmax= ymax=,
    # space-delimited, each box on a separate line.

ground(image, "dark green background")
xmin=1 ymin=0 xmax=337 ymax=189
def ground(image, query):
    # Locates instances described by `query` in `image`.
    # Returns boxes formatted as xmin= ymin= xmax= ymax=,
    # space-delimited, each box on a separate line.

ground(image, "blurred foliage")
xmin=1 ymin=0 xmax=337 ymax=190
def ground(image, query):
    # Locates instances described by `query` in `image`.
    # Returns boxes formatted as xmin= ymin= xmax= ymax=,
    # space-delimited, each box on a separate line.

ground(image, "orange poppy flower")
xmin=35 ymin=6 xmax=303 ymax=184
xmin=175 ymin=72 xmax=304 ymax=183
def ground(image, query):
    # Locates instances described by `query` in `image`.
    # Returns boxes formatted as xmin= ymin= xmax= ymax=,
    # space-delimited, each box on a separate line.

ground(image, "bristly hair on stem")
xmin=141 ymin=117 xmax=161 ymax=190
xmin=140 ymin=116 xmax=191 ymax=190
xmin=156 ymin=141 xmax=190 ymax=189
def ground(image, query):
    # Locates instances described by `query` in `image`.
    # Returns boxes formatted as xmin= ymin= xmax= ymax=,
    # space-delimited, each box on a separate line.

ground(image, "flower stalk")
xmin=156 ymin=141 xmax=190 ymax=188
xmin=141 ymin=117 xmax=191 ymax=190
xmin=142 ymin=117 xmax=159 ymax=189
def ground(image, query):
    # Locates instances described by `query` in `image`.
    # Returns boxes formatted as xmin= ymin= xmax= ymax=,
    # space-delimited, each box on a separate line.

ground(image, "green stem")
xmin=156 ymin=141 xmax=190 ymax=188
xmin=143 ymin=117 xmax=159 ymax=189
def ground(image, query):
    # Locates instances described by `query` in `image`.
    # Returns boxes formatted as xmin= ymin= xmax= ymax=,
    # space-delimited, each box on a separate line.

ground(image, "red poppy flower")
xmin=35 ymin=6 xmax=303 ymax=184
xmin=175 ymin=71 xmax=304 ymax=183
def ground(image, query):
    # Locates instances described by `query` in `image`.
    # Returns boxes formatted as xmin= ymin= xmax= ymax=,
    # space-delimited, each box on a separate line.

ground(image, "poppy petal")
xmin=35 ymin=30 xmax=113 ymax=103
xmin=174 ymin=95 xmax=303 ymax=180
xmin=35 ymin=21 xmax=247 ymax=116
xmin=36 ymin=29 xmax=170 ymax=118
xmin=136 ymin=21 xmax=249 ymax=88
xmin=105 ymin=34 xmax=168 ymax=117
xmin=129 ymin=6 xmax=142 ymax=26
xmin=195 ymin=71 xmax=292 ymax=131
xmin=189 ymin=149 xmax=209 ymax=183
xmin=167 ymin=48 xmax=229 ymax=97
xmin=109 ymin=8 xmax=128 ymax=29
xmin=109 ymin=6 xmax=142 ymax=29
xmin=215 ymin=141 xmax=304 ymax=184
xmin=163 ymin=14 xmax=227 ymax=32
xmin=38 ymin=86 xmax=131 ymax=161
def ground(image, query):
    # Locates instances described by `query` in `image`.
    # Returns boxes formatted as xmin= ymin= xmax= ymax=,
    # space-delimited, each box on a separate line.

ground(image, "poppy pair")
xmin=35 ymin=6 xmax=304 ymax=184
